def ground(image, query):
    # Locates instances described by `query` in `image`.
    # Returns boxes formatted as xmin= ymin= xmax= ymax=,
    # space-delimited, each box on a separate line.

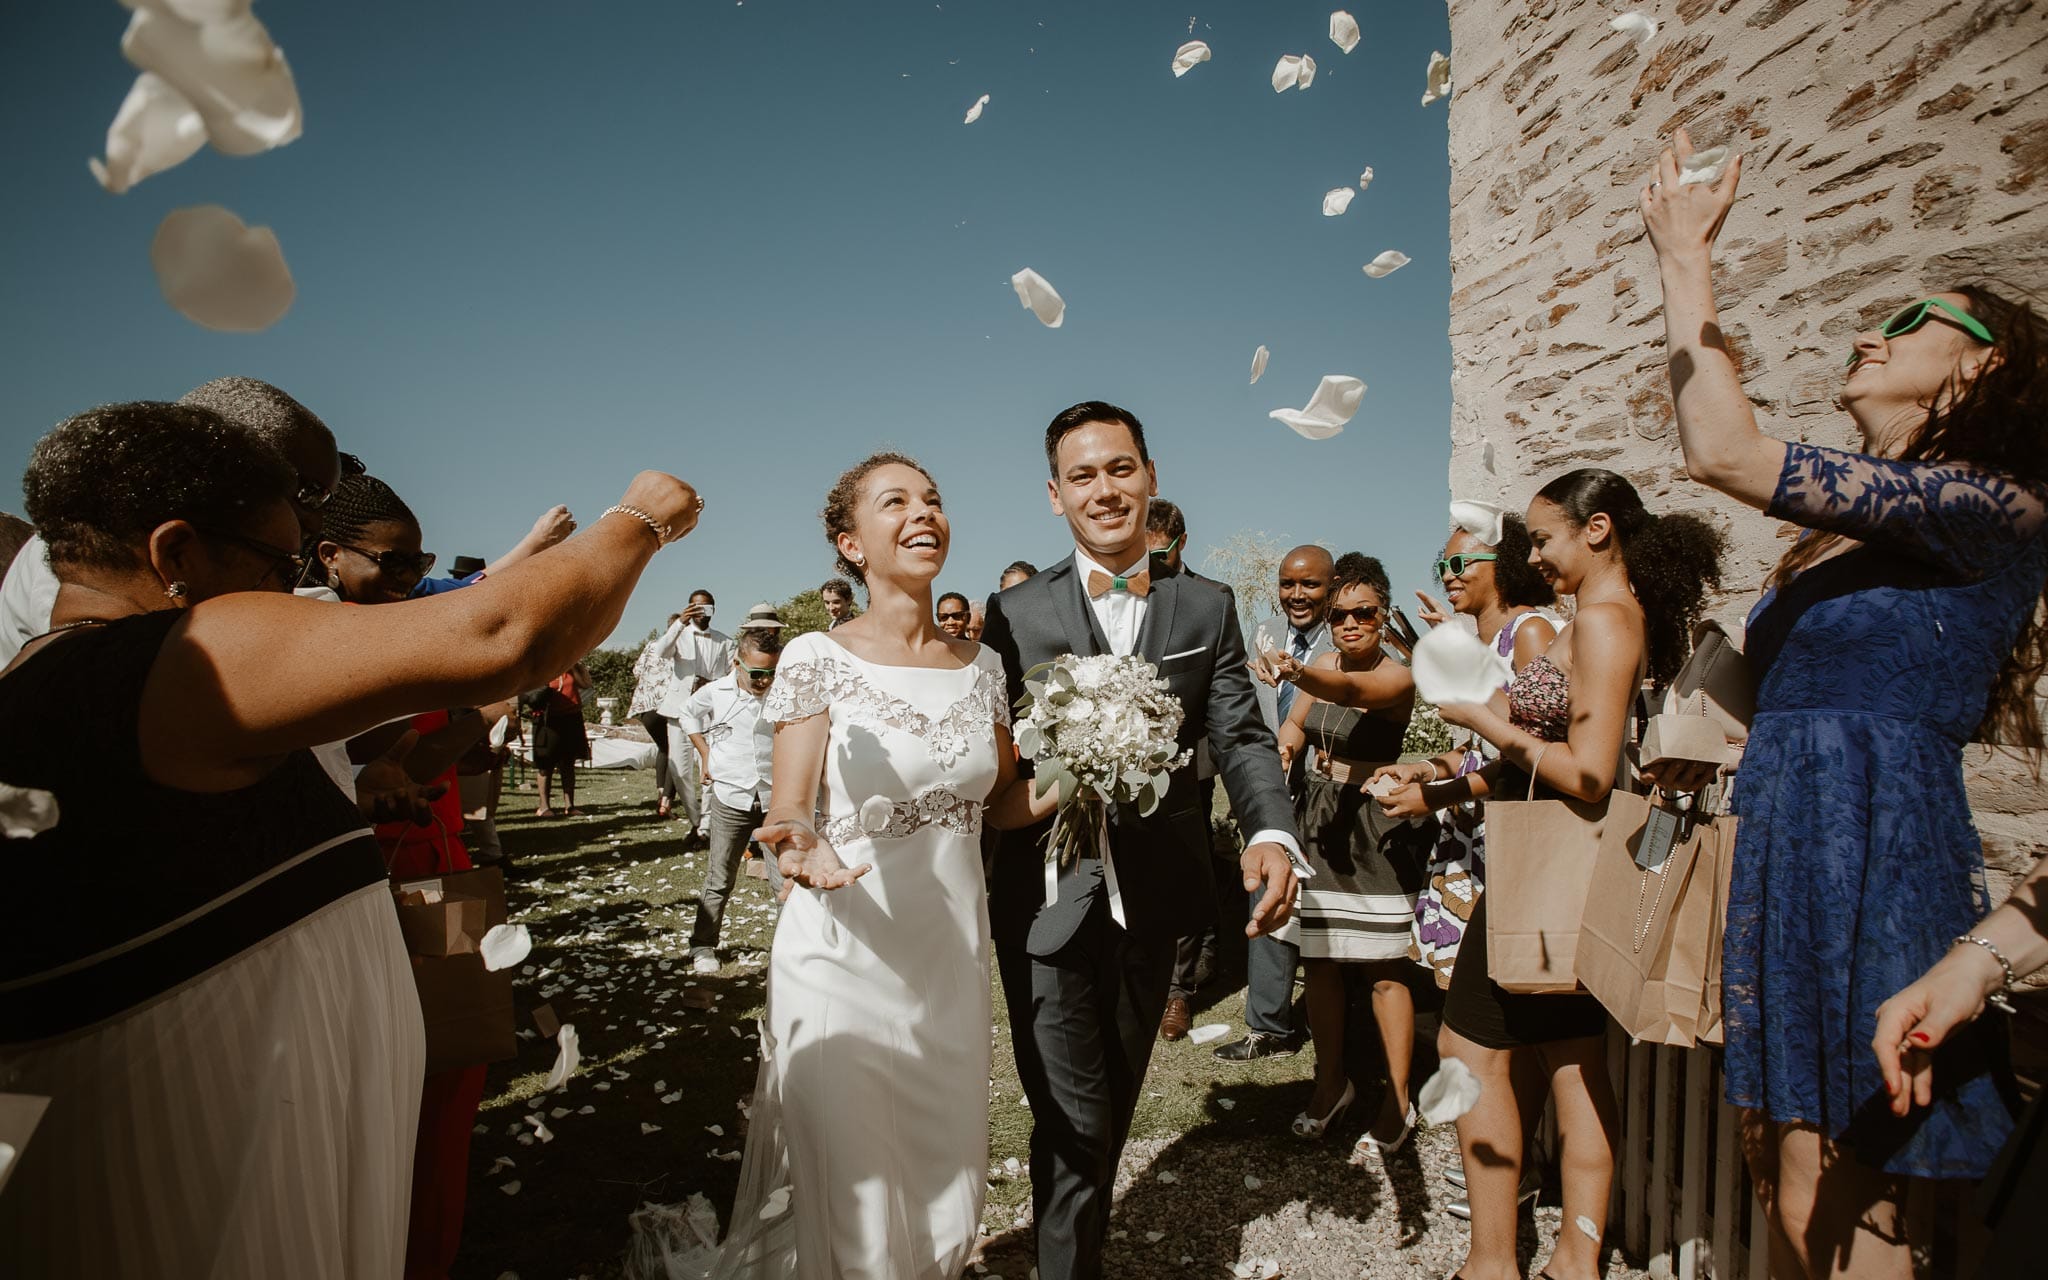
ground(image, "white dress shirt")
xmin=678 ymin=673 xmax=774 ymax=810
xmin=1069 ymin=545 xmax=1303 ymax=867
xmin=656 ymin=622 xmax=737 ymax=718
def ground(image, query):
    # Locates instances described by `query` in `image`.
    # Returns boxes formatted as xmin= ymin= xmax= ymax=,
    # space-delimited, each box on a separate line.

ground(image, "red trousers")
xmin=404 ymin=1064 xmax=488 ymax=1280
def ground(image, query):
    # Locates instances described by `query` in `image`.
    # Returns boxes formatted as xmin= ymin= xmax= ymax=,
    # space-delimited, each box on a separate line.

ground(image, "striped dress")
xmin=1294 ymin=701 xmax=1435 ymax=962
xmin=0 ymin=610 xmax=422 ymax=1279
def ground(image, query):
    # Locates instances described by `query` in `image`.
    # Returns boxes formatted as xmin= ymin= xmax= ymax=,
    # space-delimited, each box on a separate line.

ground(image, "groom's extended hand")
xmin=753 ymin=819 xmax=874 ymax=901
xmin=1241 ymin=841 xmax=1299 ymax=937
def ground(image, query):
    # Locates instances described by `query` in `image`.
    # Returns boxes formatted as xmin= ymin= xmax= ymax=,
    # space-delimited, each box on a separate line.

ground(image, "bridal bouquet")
xmin=1014 ymin=653 xmax=1192 ymax=870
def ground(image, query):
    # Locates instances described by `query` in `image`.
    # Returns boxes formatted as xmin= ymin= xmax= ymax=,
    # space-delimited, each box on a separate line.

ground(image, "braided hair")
xmin=319 ymin=473 xmax=419 ymax=547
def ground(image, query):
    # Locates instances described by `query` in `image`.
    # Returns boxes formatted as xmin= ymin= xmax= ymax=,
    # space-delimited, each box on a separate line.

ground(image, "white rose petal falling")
xmin=1418 ymin=1057 xmax=1485 ymax=1125
xmin=1610 ymin=11 xmax=1660 ymax=47
xmin=1009 ymin=268 xmax=1065 ymax=328
xmin=118 ymin=0 xmax=303 ymax=159
xmin=1362 ymin=249 xmax=1411 ymax=278
xmin=150 ymin=204 xmax=295 ymax=332
xmin=963 ymin=93 xmax=989 ymax=124
xmin=0 ymin=784 xmax=60 ymax=839
xmin=1357 ymin=166 xmax=1374 ymax=192
xmin=1421 ymin=50 xmax=1451 ymax=105
xmin=480 ymin=923 xmax=532 ymax=973
xmin=1329 ymin=11 xmax=1360 ymax=54
xmin=1249 ymin=344 xmax=1269 ymax=385
xmin=1271 ymin=54 xmax=1317 ymax=93
xmin=1268 ymin=375 xmax=1365 ymax=440
xmin=90 ymin=72 xmax=206 ymax=193
xmin=1321 ymin=187 xmax=1355 ymax=217
xmin=1449 ymin=499 xmax=1507 ymax=547
xmin=1679 ymin=145 xmax=1732 ymax=185
xmin=543 ymin=1023 xmax=580 ymax=1091
xmin=1171 ymin=40 xmax=1211 ymax=78
xmin=1411 ymin=626 xmax=1513 ymax=707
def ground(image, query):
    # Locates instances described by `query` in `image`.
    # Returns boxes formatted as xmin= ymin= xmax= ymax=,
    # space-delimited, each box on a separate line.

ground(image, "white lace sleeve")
xmin=762 ymin=635 xmax=829 ymax=724
xmin=977 ymin=651 xmax=1012 ymax=731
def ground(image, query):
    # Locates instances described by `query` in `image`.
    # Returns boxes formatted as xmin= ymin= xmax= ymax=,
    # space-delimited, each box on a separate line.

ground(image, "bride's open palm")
xmin=752 ymin=818 xmax=872 ymax=899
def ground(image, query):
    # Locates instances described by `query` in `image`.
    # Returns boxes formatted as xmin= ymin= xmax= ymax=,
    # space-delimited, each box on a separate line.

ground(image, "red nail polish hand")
xmin=1909 ymin=1031 xmax=1932 ymax=1044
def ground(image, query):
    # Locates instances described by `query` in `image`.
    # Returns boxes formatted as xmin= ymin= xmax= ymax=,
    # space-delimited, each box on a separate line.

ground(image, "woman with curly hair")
xmin=1401 ymin=468 xmax=1724 ymax=1280
xmin=1645 ymin=130 xmax=2048 ymax=1278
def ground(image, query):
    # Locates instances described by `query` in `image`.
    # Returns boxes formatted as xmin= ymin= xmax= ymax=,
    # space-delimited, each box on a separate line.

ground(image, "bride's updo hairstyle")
xmin=1533 ymin=468 xmax=1726 ymax=688
xmin=821 ymin=451 xmax=936 ymax=584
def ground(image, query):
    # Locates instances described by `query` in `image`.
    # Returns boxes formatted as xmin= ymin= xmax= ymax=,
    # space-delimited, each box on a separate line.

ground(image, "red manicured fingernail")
xmin=1909 ymin=1032 xmax=1931 ymax=1044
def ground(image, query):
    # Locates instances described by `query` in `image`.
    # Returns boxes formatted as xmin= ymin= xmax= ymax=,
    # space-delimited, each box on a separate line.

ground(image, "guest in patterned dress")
xmin=630 ymin=611 xmax=685 ymax=816
xmin=1417 ymin=469 xmax=1723 ymax=1280
xmin=1646 ymin=129 xmax=2048 ymax=1278
xmin=0 ymin=401 xmax=699 ymax=1278
xmin=1272 ymin=554 xmax=1438 ymax=1155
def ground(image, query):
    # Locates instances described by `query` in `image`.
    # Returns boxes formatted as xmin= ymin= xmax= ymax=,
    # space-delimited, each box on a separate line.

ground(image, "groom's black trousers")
xmin=996 ymin=893 xmax=1175 ymax=1280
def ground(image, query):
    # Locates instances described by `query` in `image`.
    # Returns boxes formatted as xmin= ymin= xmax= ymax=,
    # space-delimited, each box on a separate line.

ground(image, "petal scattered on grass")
xmin=1009 ymin=268 xmax=1065 ymax=328
xmin=1171 ymin=40 xmax=1211 ymax=78
xmin=1268 ymin=375 xmax=1365 ymax=440
xmin=1421 ymin=50 xmax=1451 ymax=105
xmin=1329 ymin=11 xmax=1360 ymax=54
xmin=149 ymin=204 xmax=294 ymax=332
xmin=1362 ymin=249 xmax=1411 ymax=278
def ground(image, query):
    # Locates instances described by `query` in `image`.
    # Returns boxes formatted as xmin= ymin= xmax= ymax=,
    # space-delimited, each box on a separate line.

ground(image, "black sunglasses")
xmin=335 ymin=542 xmax=437 ymax=581
xmin=1327 ymin=604 xmax=1383 ymax=626
xmin=937 ymin=609 xmax=971 ymax=622
xmin=195 ymin=526 xmax=307 ymax=590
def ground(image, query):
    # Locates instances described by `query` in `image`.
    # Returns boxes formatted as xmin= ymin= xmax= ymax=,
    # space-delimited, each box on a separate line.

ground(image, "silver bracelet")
xmin=1423 ymin=759 xmax=1444 ymax=784
xmin=602 ymin=504 xmax=670 ymax=545
xmin=1954 ymin=934 xmax=2020 ymax=1014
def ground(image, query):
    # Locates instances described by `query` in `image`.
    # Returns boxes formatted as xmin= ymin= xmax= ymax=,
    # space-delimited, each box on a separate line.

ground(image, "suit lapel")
xmin=1047 ymin=557 xmax=1107 ymax=658
xmin=1135 ymin=563 xmax=1178 ymax=666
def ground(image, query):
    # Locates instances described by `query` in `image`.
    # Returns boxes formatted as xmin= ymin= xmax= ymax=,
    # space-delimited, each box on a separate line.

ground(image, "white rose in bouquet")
xmin=1014 ymin=653 xmax=1193 ymax=872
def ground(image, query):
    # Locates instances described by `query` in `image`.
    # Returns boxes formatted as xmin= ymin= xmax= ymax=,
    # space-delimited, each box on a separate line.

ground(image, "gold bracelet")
xmin=602 ymin=504 xmax=670 ymax=545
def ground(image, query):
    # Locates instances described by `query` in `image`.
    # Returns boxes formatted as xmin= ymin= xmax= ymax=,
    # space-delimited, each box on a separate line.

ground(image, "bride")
xmin=691 ymin=452 xmax=1049 ymax=1279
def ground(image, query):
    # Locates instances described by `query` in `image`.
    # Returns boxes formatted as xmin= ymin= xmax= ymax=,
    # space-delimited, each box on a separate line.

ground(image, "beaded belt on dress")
xmin=821 ymin=785 xmax=981 ymax=846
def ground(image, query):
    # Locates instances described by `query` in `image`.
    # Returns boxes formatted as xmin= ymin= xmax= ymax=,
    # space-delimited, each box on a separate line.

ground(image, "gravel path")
xmin=970 ymin=1121 xmax=1650 ymax=1280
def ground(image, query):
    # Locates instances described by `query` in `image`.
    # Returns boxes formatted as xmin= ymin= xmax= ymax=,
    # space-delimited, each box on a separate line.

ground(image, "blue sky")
xmin=0 ymin=1 xmax=1456 ymax=647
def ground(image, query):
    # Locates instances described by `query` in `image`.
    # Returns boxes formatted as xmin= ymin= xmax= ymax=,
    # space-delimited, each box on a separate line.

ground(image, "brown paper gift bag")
xmin=393 ymin=865 xmax=517 ymax=1075
xmin=1484 ymin=761 xmax=1614 ymax=995
xmin=1574 ymin=791 xmax=1737 ymax=1046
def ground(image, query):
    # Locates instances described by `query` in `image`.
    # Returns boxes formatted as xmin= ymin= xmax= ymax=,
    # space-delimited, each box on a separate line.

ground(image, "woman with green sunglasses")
xmin=1645 ymin=129 xmax=2048 ymax=1279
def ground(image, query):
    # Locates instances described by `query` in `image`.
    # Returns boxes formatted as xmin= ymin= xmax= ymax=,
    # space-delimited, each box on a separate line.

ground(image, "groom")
xmin=980 ymin=402 xmax=1303 ymax=1280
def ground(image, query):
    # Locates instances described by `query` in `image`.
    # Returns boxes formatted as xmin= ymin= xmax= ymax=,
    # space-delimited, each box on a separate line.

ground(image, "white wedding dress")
xmin=691 ymin=631 xmax=1007 ymax=1280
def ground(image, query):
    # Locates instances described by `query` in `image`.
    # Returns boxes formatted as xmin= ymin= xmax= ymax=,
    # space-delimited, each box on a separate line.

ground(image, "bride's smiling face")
xmin=839 ymin=462 xmax=948 ymax=587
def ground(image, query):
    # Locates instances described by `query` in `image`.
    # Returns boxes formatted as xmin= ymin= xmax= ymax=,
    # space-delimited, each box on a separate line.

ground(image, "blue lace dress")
xmin=1723 ymin=441 xmax=2048 ymax=1178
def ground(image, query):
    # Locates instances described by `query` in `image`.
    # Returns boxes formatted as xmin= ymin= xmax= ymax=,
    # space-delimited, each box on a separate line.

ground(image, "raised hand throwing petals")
xmin=1269 ymin=375 xmax=1365 ymax=440
xmin=1679 ymin=145 xmax=1731 ymax=185
xmin=1009 ymin=268 xmax=1065 ymax=328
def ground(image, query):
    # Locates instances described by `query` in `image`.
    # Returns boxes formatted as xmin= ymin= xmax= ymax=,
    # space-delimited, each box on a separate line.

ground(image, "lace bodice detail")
xmin=822 ymin=786 xmax=982 ymax=847
xmin=1770 ymin=441 xmax=2047 ymax=577
xmin=764 ymin=637 xmax=1009 ymax=769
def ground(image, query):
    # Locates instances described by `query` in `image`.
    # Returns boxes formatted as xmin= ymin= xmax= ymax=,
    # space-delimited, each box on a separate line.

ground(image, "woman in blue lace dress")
xmin=1645 ymin=130 xmax=2048 ymax=1278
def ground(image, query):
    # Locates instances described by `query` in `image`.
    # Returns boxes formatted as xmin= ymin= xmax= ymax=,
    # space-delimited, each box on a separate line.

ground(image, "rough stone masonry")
xmin=1440 ymin=0 xmax=2047 ymax=894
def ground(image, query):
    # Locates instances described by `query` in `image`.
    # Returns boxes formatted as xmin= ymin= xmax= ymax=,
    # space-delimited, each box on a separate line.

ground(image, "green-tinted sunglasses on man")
xmin=1845 ymin=298 xmax=1996 ymax=368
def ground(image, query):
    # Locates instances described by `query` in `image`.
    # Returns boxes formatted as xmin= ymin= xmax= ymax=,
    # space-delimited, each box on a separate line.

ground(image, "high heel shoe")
xmin=1289 ymin=1080 xmax=1355 ymax=1139
xmin=1353 ymin=1101 xmax=1418 ymax=1159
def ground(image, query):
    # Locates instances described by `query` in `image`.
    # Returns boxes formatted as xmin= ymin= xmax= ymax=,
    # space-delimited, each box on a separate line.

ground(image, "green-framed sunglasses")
xmin=1845 ymin=298 xmax=1996 ymax=368
xmin=1433 ymin=551 xmax=1498 ymax=579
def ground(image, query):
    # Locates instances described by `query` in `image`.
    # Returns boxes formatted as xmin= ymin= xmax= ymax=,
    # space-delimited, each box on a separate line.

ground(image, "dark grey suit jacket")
xmin=980 ymin=556 xmax=1298 ymax=955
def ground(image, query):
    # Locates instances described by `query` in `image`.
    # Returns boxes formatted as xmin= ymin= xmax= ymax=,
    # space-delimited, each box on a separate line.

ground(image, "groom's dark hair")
xmin=1044 ymin=401 xmax=1149 ymax=476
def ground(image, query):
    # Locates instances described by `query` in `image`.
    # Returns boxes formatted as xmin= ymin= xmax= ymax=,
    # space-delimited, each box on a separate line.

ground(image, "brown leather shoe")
xmin=1159 ymin=996 xmax=1192 ymax=1042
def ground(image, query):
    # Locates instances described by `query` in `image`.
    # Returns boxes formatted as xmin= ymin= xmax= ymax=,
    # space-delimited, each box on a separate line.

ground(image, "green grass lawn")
xmin=455 ymin=764 xmax=1430 ymax=1279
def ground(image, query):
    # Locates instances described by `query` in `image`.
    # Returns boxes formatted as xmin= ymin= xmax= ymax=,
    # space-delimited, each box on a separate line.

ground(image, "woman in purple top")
xmin=1646 ymin=129 xmax=2048 ymax=1278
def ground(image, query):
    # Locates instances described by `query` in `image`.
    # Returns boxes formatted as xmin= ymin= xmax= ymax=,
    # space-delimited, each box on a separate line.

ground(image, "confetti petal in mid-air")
xmin=150 ymin=204 xmax=295 ymax=332
xmin=1679 ymin=146 xmax=1732 ymax=185
xmin=1449 ymin=499 xmax=1507 ymax=547
xmin=1422 ymin=50 xmax=1452 ymax=105
xmin=1271 ymin=54 xmax=1317 ymax=93
xmin=1358 ymin=166 xmax=1374 ymax=192
xmin=480 ymin=923 xmax=532 ymax=972
xmin=1322 ymin=187 xmax=1355 ymax=217
xmin=1171 ymin=40 xmax=1211 ymax=78
xmin=1418 ymin=1057 xmax=1484 ymax=1124
xmin=1362 ymin=250 xmax=1411 ymax=278
xmin=120 ymin=2 xmax=302 ymax=157
xmin=963 ymin=93 xmax=989 ymax=124
xmin=1412 ymin=626 xmax=1513 ymax=706
xmin=1269 ymin=375 xmax=1365 ymax=440
xmin=0 ymin=784 xmax=60 ymax=839
xmin=1249 ymin=345 xmax=1269 ymax=385
xmin=1610 ymin=11 xmax=1660 ymax=47
xmin=1009 ymin=268 xmax=1065 ymax=328
xmin=758 ymin=1187 xmax=792 ymax=1221
xmin=1329 ymin=11 xmax=1360 ymax=54
xmin=90 ymin=72 xmax=206 ymax=194
xmin=543 ymin=1023 xmax=580 ymax=1090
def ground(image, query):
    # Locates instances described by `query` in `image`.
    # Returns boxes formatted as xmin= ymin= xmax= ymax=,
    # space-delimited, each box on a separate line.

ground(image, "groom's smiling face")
xmin=1048 ymin=420 xmax=1158 ymax=568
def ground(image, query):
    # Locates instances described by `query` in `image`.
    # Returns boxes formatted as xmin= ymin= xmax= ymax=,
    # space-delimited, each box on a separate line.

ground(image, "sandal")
xmin=1354 ymin=1101 xmax=1418 ymax=1159
xmin=534 ymin=807 xmax=555 ymax=818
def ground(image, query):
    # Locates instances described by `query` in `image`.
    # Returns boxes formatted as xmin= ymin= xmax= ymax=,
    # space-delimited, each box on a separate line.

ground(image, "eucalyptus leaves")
xmin=1015 ymin=654 xmax=1192 ymax=872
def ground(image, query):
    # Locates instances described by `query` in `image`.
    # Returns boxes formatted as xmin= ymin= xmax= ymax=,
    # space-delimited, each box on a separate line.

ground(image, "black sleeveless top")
xmin=0 ymin=611 xmax=385 ymax=1042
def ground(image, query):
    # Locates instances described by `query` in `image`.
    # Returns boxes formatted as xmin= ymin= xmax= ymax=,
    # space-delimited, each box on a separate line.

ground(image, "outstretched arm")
xmin=485 ymin=504 xmax=578 ymax=575
xmin=1279 ymin=649 xmax=1415 ymax=712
